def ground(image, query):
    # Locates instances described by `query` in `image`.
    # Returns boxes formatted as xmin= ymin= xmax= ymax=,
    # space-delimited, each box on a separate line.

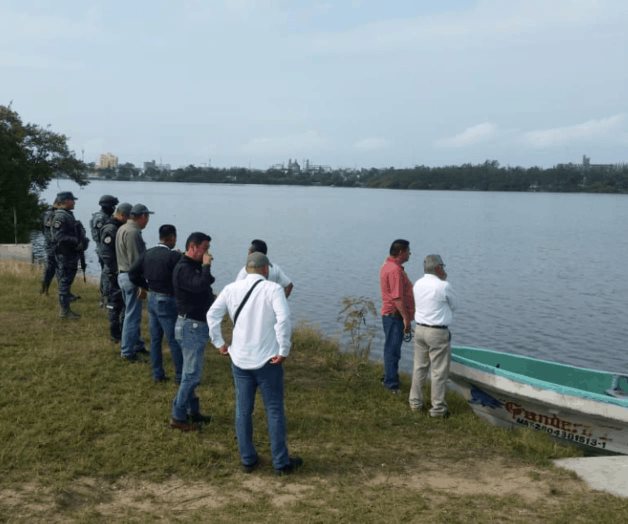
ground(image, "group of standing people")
xmin=380 ymin=239 xmax=457 ymax=418
xmin=40 ymin=192 xmax=301 ymax=475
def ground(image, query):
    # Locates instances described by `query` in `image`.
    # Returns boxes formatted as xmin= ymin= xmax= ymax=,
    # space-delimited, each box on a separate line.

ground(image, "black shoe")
xmin=241 ymin=458 xmax=259 ymax=474
xmin=188 ymin=413 xmax=212 ymax=424
xmin=154 ymin=376 xmax=170 ymax=383
xmin=69 ymin=294 xmax=81 ymax=302
xmin=135 ymin=347 xmax=149 ymax=355
xmin=121 ymin=354 xmax=138 ymax=363
xmin=275 ymin=456 xmax=303 ymax=476
xmin=59 ymin=308 xmax=81 ymax=320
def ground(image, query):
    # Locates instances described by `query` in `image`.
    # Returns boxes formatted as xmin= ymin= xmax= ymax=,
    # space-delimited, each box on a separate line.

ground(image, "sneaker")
xmin=430 ymin=411 xmax=450 ymax=419
xmin=121 ymin=353 xmax=138 ymax=363
xmin=154 ymin=376 xmax=170 ymax=384
xmin=409 ymin=404 xmax=423 ymax=412
xmin=188 ymin=413 xmax=212 ymax=424
xmin=135 ymin=347 xmax=149 ymax=355
xmin=275 ymin=456 xmax=303 ymax=476
xmin=169 ymin=418 xmax=199 ymax=432
xmin=241 ymin=458 xmax=259 ymax=474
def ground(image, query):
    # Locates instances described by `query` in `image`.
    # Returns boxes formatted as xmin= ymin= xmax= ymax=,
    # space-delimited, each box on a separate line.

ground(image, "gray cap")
xmin=246 ymin=252 xmax=272 ymax=269
xmin=130 ymin=203 xmax=155 ymax=216
xmin=116 ymin=202 xmax=132 ymax=217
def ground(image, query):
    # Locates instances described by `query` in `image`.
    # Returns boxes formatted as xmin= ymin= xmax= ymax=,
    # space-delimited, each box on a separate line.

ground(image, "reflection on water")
xmin=36 ymin=179 xmax=628 ymax=374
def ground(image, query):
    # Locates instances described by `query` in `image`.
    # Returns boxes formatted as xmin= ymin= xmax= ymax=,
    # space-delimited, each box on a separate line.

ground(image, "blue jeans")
xmin=231 ymin=361 xmax=290 ymax=470
xmin=382 ymin=315 xmax=404 ymax=390
xmin=171 ymin=317 xmax=208 ymax=421
xmin=118 ymin=272 xmax=145 ymax=358
xmin=148 ymin=292 xmax=183 ymax=381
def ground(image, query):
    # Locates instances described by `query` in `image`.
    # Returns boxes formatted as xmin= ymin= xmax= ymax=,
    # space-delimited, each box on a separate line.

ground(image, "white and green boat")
xmin=450 ymin=346 xmax=628 ymax=454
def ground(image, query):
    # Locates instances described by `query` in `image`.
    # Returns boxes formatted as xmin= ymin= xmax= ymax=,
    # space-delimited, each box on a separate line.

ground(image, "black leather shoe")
xmin=275 ymin=456 xmax=303 ymax=476
xmin=241 ymin=458 xmax=259 ymax=473
xmin=188 ymin=413 xmax=212 ymax=424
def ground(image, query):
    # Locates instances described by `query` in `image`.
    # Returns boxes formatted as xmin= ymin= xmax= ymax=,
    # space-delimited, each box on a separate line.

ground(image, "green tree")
xmin=0 ymin=105 xmax=87 ymax=243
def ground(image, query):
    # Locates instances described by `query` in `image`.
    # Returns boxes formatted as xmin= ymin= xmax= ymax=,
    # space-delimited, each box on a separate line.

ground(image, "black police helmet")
xmin=99 ymin=194 xmax=119 ymax=207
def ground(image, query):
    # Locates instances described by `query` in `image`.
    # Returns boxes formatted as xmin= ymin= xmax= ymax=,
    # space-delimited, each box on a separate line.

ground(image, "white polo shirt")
xmin=236 ymin=262 xmax=292 ymax=288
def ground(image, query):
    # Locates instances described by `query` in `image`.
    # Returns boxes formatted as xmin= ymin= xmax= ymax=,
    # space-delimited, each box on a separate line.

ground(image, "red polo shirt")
xmin=380 ymin=256 xmax=415 ymax=317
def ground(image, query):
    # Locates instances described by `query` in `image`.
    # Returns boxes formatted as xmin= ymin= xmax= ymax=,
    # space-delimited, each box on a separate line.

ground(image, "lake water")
xmin=38 ymin=179 xmax=628 ymax=374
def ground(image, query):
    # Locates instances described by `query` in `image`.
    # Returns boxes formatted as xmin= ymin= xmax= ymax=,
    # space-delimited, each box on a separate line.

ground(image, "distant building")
xmin=97 ymin=152 xmax=118 ymax=169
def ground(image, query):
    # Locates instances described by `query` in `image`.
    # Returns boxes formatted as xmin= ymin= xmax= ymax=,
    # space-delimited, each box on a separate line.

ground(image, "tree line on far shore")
xmin=99 ymin=159 xmax=628 ymax=194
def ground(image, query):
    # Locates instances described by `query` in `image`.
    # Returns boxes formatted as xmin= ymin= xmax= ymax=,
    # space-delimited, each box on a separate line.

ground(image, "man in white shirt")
xmin=207 ymin=252 xmax=302 ymax=475
xmin=409 ymin=254 xmax=457 ymax=418
xmin=235 ymin=239 xmax=294 ymax=297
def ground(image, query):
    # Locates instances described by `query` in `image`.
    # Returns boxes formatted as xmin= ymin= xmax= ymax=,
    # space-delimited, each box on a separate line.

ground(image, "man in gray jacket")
xmin=116 ymin=203 xmax=153 ymax=361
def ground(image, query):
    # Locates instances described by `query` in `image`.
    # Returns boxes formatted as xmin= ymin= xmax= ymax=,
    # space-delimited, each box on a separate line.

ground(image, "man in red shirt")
xmin=380 ymin=239 xmax=415 ymax=393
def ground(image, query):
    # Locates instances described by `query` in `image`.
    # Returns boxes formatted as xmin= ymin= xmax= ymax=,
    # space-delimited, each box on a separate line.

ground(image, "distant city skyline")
xmin=2 ymin=0 xmax=627 ymax=170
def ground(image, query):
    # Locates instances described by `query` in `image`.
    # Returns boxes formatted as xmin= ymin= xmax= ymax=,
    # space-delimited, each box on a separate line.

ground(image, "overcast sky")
xmin=2 ymin=0 xmax=627 ymax=169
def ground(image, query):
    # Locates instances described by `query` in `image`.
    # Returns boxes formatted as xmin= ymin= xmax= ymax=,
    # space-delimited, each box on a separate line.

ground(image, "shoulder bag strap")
xmin=233 ymin=278 xmax=264 ymax=327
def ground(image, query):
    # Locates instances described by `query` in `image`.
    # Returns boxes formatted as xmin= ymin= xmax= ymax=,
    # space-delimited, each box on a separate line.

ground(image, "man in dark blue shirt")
xmin=129 ymin=224 xmax=183 ymax=383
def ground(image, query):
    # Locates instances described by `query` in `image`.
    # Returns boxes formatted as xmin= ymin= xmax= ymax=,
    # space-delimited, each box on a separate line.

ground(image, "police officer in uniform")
xmin=90 ymin=195 xmax=119 ymax=306
xmin=40 ymin=196 xmax=60 ymax=295
xmin=100 ymin=202 xmax=132 ymax=341
xmin=51 ymin=192 xmax=89 ymax=319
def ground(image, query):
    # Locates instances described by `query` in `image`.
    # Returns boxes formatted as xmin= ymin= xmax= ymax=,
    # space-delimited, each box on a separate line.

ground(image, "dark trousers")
xmin=55 ymin=253 xmax=79 ymax=309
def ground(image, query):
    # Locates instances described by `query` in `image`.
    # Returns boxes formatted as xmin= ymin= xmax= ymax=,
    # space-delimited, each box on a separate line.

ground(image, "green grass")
xmin=2 ymin=260 xmax=628 ymax=522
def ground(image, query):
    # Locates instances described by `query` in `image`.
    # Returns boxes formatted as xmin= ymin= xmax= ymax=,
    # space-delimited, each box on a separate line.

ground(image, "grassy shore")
xmin=1 ymin=260 xmax=627 ymax=522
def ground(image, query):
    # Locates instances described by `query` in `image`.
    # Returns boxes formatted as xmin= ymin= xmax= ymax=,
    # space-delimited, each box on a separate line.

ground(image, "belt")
xmin=416 ymin=323 xmax=448 ymax=329
xmin=178 ymin=314 xmax=203 ymax=322
xmin=383 ymin=312 xmax=402 ymax=318
xmin=150 ymin=290 xmax=173 ymax=297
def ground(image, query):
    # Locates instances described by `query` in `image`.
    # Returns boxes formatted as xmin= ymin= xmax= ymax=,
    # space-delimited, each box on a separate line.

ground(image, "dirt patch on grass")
xmin=0 ymin=459 xmax=587 ymax=520
xmin=368 ymin=458 xmax=585 ymax=502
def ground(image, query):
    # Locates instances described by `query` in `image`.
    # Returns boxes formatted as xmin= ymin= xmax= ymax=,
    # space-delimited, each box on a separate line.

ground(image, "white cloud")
xmin=240 ymin=130 xmax=328 ymax=156
xmin=353 ymin=137 xmax=390 ymax=151
xmin=436 ymin=122 xmax=499 ymax=148
xmin=522 ymin=114 xmax=626 ymax=148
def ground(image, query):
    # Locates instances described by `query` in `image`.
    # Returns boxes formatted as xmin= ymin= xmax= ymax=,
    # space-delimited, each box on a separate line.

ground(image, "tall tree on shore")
xmin=0 ymin=104 xmax=88 ymax=243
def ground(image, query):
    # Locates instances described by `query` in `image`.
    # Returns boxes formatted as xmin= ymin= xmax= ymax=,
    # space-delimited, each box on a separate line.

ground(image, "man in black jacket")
xmin=100 ymin=202 xmax=132 ymax=342
xmin=129 ymin=224 xmax=183 ymax=383
xmin=170 ymin=232 xmax=215 ymax=431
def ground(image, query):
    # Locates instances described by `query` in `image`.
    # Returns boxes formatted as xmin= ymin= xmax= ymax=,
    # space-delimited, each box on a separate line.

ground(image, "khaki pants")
xmin=409 ymin=325 xmax=451 ymax=416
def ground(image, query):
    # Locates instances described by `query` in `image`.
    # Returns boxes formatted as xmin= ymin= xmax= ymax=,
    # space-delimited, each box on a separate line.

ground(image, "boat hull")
xmin=450 ymin=347 xmax=628 ymax=454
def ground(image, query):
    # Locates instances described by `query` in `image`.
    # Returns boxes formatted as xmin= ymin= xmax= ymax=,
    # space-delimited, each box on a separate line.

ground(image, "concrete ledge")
xmin=0 ymin=244 xmax=33 ymax=262
xmin=554 ymin=456 xmax=628 ymax=498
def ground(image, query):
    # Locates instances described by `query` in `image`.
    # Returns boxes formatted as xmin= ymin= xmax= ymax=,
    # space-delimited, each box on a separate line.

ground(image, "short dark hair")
xmin=250 ymin=239 xmax=268 ymax=255
xmin=389 ymin=239 xmax=410 ymax=256
xmin=159 ymin=224 xmax=177 ymax=240
xmin=185 ymin=232 xmax=211 ymax=250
